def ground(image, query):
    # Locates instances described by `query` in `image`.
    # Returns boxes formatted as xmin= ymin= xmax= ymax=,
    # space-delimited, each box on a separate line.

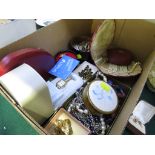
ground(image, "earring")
xmin=100 ymin=117 xmax=106 ymax=135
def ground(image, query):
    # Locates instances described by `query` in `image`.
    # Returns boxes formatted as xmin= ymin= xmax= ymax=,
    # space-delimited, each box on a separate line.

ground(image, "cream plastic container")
xmin=0 ymin=64 xmax=54 ymax=124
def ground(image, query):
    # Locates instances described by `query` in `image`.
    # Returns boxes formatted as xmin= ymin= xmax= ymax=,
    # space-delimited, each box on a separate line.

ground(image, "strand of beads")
xmin=95 ymin=71 xmax=107 ymax=82
xmin=66 ymin=88 xmax=106 ymax=135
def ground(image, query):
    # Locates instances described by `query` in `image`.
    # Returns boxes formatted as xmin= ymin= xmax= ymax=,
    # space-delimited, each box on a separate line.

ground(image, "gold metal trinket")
xmin=55 ymin=119 xmax=73 ymax=135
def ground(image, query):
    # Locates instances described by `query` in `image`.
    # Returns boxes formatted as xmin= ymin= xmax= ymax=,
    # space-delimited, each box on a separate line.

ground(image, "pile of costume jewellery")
xmin=63 ymin=71 xmax=131 ymax=135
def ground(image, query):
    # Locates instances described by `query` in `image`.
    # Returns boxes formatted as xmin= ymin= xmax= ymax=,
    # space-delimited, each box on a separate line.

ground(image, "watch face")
xmin=88 ymin=81 xmax=118 ymax=113
xmin=56 ymin=80 xmax=66 ymax=89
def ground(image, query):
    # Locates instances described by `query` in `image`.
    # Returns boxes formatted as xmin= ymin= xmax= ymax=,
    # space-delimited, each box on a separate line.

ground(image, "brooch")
xmin=55 ymin=119 xmax=73 ymax=135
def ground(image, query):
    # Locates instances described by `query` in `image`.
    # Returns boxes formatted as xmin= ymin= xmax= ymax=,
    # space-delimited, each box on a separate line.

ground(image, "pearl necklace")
xmin=67 ymin=87 xmax=107 ymax=135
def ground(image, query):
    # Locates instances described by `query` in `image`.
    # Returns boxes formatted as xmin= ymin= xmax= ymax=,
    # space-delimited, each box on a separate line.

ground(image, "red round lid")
xmin=55 ymin=51 xmax=77 ymax=62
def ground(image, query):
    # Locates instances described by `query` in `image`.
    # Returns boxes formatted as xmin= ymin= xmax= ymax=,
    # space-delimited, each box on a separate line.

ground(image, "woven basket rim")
xmin=90 ymin=19 xmax=142 ymax=77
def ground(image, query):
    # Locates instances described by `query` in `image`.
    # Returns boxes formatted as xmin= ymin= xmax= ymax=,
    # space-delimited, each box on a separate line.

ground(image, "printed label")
xmin=100 ymin=82 xmax=111 ymax=92
xmin=49 ymin=55 xmax=79 ymax=80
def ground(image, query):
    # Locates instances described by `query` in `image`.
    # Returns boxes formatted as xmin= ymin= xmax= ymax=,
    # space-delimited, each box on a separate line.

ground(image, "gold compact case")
xmin=82 ymin=80 xmax=118 ymax=115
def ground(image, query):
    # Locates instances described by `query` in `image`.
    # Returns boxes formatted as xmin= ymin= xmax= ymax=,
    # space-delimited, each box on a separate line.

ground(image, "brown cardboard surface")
xmin=116 ymin=19 xmax=155 ymax=62
xmin=0 ymin=19 xmax=155 ymax=134
xmin=0 ymin=19 xmax=92 ymax=58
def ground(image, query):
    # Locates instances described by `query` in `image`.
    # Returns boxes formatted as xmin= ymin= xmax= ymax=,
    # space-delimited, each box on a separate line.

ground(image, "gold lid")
xmin=83 ymin=80 xmax=118 ymax=115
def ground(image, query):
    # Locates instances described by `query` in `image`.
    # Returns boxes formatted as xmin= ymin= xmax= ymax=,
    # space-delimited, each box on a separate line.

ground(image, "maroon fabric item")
xmin=0 ymin=48 xmax=55 ymax=80
xmin=107 ymin=48 xmax=133 ymax=66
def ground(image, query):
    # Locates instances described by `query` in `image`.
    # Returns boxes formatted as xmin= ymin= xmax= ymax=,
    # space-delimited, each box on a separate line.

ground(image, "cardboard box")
xmin=0 ymin=19 xmax=155 ymax=135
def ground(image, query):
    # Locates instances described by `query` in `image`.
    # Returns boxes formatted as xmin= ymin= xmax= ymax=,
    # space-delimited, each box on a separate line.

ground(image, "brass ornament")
xmin=55 ymin=119 xmax=73 ymax=135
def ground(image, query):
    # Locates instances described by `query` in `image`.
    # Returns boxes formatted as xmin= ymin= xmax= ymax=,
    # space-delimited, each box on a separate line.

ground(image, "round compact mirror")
xmin=83 ymin=80 xmax=118 ymax=115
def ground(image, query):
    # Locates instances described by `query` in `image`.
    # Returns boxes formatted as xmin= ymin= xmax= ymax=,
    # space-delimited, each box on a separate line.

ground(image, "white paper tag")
xmin=133 ymin=100 xmax=155 ymax=124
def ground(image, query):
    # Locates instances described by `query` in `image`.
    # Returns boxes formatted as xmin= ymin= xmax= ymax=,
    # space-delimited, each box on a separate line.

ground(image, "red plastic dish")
xmin=0 ymin=48 xmax=55 ymax=80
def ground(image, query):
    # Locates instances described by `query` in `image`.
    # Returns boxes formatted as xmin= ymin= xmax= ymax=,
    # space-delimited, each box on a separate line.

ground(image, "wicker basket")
xmin=90 ymin=19 xmax=142 ymax=77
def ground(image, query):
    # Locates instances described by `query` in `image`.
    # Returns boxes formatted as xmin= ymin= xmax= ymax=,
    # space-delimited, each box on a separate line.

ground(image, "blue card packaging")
xmin=49 ymin=55 xmax=79 ymax=80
